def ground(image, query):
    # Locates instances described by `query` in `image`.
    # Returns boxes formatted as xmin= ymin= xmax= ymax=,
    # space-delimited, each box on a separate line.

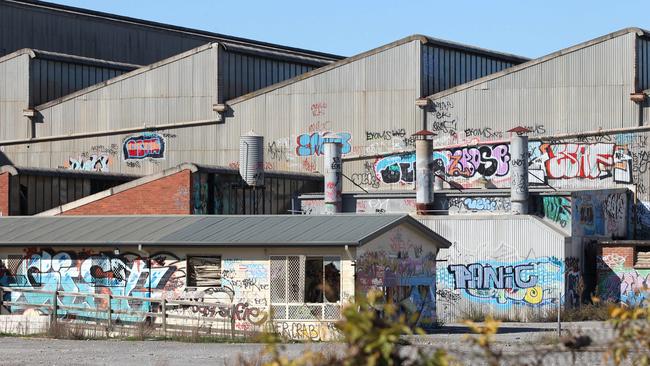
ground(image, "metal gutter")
xmin=31 ymin=49 xmax=141 ymax=71
xmin=0 ymin=118 xmax=221 ymax=146
xmin=0 ymin=165 xmax=140 ymax=180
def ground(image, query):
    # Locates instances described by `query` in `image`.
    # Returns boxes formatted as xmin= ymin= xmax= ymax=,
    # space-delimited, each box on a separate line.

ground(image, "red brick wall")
xmin=600 ymin=245 xmax=635 ymax=268
xmin=0 ymin=172 xmax=8 ymax=216
xmin=62 ymin=170 xmax=191 ymax=215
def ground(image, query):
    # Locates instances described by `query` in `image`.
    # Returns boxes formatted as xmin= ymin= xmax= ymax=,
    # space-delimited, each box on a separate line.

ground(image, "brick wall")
xmin=62 ymin=170 xmax=191 ymax=215
xmin=0 ymin=172 xmax=8 ymax=216
xmin=600 ymin=245 xmax=635 ymax=268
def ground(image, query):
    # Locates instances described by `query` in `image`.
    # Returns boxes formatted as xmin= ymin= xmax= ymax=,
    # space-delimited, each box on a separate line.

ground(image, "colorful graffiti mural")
xmin=373 ymin=144 xmax=510 ymax=186
xmin=0 ymin=249 xmax=274 ymax=331
xmin=437 ymin=257 xmax=569 ymax=307
xmin=0 ymin=249 xmax=183 ymax=320
xmin=598 ymin=251 xmax=650 ymax=307
xmin=123 ymin=133 xmax=166 ymax=160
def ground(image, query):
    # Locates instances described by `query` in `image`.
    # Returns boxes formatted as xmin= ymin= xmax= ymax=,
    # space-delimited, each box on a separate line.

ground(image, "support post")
xmin=51 ymin=290 xmax=58 ymax=326
xmin=106 ymin=294 xmax=112 ymax=331
xmin=0 ymin=287 xmax=4 ymax=315
xmin=508 ymin=127 xmax=531 ymax=214
xmin=161 ymin=299 xmax=167 ymax=337
xmin=323 ymin=138 xmax=343 ymax=214
xmin=414 ymin=130 xmax=436 ymax=215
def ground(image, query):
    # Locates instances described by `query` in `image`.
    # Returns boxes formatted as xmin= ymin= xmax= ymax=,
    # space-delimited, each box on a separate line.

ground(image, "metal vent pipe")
xmin=415 ymin=130 xmax=435 ymax=215
xmin=323 ymin=138 xmax=343 ymax=214
xmin=239 ymin=131 xmax=264 ymax=186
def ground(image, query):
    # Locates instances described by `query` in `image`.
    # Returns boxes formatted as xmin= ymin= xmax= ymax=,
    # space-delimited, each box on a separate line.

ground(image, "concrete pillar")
xmin=415 ymin=130 xmax=435 ymax=215
xmin=510 ymin=134 xmax=529 ymax=214
xmin=323 ymin=138 xmax=342 ymax=214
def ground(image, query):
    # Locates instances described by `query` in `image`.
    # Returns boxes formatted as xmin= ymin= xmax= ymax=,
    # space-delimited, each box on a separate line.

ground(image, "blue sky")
xmin=51 ymin=0 xmax=650 ymax=58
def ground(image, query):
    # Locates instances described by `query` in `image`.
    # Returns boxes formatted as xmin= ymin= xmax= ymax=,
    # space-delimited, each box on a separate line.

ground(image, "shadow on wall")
xmin=0 ymin=150 xmax=12 ymax=166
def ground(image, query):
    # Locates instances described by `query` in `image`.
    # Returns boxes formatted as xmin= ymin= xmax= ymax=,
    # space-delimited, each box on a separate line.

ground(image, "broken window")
xmin=270 ymin=255 xmax=341 ymax=321
xmin=187 ymin=256 xmax=221 ymax=287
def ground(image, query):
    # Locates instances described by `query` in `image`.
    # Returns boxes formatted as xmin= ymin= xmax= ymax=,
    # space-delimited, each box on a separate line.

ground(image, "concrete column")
xmin=415 ymin=130 xmax=435 ymax=215
xmin=323 ymin=138 xmax=342 ymax=214
xmin=510 ymin=134 xmax=529 ymax=214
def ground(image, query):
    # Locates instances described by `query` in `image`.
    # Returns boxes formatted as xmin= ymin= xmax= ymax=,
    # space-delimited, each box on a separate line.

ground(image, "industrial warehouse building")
xmin=0 ymin=214 xmax=450 ymax=340
xmin=0 ymin=0 xmax=649 ymax=328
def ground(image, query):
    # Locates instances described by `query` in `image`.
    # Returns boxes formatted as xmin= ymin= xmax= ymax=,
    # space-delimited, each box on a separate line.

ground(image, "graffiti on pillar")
xmin=123 ymin=133 xmax=166 ymax=160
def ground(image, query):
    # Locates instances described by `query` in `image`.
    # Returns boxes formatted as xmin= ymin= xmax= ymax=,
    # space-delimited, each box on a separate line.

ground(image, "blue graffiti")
xmin=438 ymin=257 xmax=566 ymax=307
xmin=1 ymin=250 xmax=182 ymax=321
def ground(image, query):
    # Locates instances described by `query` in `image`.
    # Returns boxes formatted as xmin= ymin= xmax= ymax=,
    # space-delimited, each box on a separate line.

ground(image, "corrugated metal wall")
xmin=221 ymin=40 xmax=423 ymax=193
xmin=0 ymin=53 xmax=30 ymax=142
xmin=0 ymin=0 xmax=208 ymax=65
xmin=30 ymin=58 xmax=133 ymax=106
xmin=33 ymin=44 xmax=219 ymax=143
xmin=427 ymin=32 xmax=638 ymax=144
xmin=219 ymin=49 xmax=315 ymax=102
xmin=0 ymin=1 xmax=338 ymax=67
xmin=421 ymin=45 xmax=518 ymax=96
xmin=419 ymin=215 xmax=569 ymax=322
xmin=638 ymin=36 xmax=650 ymax=92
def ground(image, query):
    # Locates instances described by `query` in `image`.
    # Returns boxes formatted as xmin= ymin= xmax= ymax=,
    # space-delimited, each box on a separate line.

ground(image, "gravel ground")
xmin=0 ymin=322 xmax=621 ymax=366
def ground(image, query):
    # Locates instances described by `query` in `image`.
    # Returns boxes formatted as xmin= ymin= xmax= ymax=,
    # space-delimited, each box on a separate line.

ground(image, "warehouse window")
xmin=270 ymin=255 xmax=341 ymax=320
xmin=187 ymin=256 xmax=222 ymax=287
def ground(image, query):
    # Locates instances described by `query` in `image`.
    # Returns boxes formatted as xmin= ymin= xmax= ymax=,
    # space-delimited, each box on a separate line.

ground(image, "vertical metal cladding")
xmin=415 ymin=130 xmax=435 ymax=214
xmin=510 ymin=132 xmax=529 ymax=214
xmin=239 ymin=131 xmax=264 ymax=187
xmin=323 ymin=138 xmax=342 ymax=214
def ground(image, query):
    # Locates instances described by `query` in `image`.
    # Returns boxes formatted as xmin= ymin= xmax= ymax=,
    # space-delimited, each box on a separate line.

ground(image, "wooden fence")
xmin=0 ymin=286 xmax=256 ymax=338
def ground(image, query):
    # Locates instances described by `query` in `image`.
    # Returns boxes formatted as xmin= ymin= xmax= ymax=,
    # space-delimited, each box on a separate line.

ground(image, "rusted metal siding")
xmin=419 ymin=215 xmax=569 ymax=322
xmin=29 ymin=58 xmax=133 ymax=106
xmin=0 ymin=53 xmax=30 ymax=142
xmin=428 ymin=32 xmax=638 ymax=145
xmin=421 ymin=45 xmax=518 ymax=96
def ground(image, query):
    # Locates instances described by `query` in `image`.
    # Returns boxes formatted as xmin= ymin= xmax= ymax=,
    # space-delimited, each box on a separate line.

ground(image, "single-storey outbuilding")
xmin=0 ymin=214 xmax=450 ymax=340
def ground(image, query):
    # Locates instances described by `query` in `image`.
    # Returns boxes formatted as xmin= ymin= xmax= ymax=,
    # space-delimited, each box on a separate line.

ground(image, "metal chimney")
xmin=508 ymin=127 xmax=532 ymax=214
xmin=323 ymin=138 xmax=343 ymax=214
xmin=414 ymin=130 xmax=436 ymax=215
xmin=239 ymin=131 xmax=264 ymax=186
